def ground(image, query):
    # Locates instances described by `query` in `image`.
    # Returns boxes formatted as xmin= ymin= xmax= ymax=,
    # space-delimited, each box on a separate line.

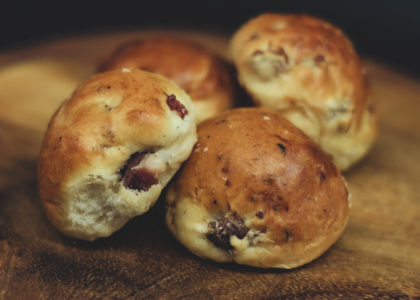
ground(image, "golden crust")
xmin=38 ymin=69 xmax=197 ymax=240
xmin=230 ymin=14 xmax=377 ymax=170
xmin=166 ymin=108 xmax=349 ymax=268
xmin=100 ymin=37 xmax=235 ymax=123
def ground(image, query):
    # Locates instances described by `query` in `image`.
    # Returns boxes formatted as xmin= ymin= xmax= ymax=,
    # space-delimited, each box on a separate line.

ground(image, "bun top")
xmin=173 ymin=107 xmax=349 ymax=247
xmin=99 ymin=37 xmax=233 ymax=104
xmin=229 ymin=13 xmax=368 ymax=129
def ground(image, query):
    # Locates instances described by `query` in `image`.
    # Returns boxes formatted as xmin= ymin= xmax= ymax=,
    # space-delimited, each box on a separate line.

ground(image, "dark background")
xmin=1 ymin=1 xmax=420 ymax=77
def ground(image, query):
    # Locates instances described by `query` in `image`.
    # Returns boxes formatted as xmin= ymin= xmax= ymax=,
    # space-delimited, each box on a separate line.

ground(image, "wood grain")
xmin=0 ymin=31 xmax=419 ymax=299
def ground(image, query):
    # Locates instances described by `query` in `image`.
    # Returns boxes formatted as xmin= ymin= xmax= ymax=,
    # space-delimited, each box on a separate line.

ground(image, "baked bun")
xmin=38 ymin=69 xmax=197 ymax=241
xmin=166 ymin=108 xmax=349 ymax=269
xmin=100 ymin=37 xmax=235 ymax=124
xmin=230 ymin=13 xmax=377 ymax=170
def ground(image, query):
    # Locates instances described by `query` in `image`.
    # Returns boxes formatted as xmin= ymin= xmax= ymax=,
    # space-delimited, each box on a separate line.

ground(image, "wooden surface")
xmin=0 ymin=30 xmax=419 ymax=299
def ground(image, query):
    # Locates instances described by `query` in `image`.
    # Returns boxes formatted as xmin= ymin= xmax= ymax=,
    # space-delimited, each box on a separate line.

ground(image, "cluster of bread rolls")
xmin=38 ymin=38 xmax=235 ymax=241
xmin=38 ymin=13 xmax=377 ymax=268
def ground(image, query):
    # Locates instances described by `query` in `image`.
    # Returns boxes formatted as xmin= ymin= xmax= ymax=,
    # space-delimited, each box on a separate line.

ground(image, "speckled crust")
xmin=230 ymin=13 xmax=377 ymax=170
xmin=99 ymin=37 xmax=235 ymax=124
xmin=38 ymin=69 xmax=197 ymax=241
xmin=166 ymin=108 xmax=349 ymax=269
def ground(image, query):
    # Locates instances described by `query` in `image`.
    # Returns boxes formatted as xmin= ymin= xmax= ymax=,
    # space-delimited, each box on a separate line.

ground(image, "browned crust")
xmin=37 ymin=69 xmax=190 ymax=229
xmin=172 ymin=107 xmax=349 ymax=248
xmin=99 ymin=37 xmax=235 ymax=115
xmin=230 ymin=13 xmax=369 ymax=128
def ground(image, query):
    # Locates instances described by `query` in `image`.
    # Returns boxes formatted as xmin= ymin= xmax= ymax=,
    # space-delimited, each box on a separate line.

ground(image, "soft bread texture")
xmin=38 ymin=69 xmax=197 ymax=241
xmin=230 ymin=13 xmax=377 ymax=170
xmin=100 ymin=37 xmax=235 ymax=124
xmin=166 ymin=108 xmax=349 ymax=269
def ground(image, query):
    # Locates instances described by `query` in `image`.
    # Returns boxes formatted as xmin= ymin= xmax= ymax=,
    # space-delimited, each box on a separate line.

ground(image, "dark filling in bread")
xmin=206 ymin=211 xmax=249 ymax=251
xmin=119 ymin=152 xmax=147 ymax=176
xmin=277 ymin=143 xmax=286 ymax=155
xmin=166 ymin=94 xmax=188 ymax=119
xmin=124 ymin=168 xmax=158 ymax=191
xmin=119 ymin=151 xmax=158 ymax=192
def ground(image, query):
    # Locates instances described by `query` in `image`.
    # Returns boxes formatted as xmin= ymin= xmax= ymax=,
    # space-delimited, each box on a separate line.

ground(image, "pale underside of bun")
xmin=62 ymin=134 xmax=195 ymax=241
xmin=166 ymin=193 xmax=349 ymax=269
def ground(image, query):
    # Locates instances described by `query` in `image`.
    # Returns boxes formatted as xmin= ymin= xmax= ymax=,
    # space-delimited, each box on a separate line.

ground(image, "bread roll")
xmin=166 ymin=108 xmax=349 ymax=268
xmin=230 ymin=13 xmax=377 ymax=170
xmin=38 ymin=69 xmax=197 ymax=241
xmin=100 ymin=37 xmax=235 ymax=124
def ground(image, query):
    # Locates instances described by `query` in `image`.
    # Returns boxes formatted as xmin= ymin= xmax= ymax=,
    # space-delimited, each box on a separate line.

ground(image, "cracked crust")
xmin=230 ymin=13 xmax=377 ymax=170
xmin=165 ymin=108 xmax=349 ymax=268
xmin=38 ymin=69 xmax=197 ymax=241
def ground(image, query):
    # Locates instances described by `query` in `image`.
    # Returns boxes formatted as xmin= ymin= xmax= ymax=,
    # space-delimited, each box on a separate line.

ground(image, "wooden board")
xmin=0 ymin=30 xmax=419 ymax=299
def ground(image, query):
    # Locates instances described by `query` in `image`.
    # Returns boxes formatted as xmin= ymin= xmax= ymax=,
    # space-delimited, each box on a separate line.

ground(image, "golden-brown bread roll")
xmin=230 ymin=13 xmax=377 ymax=170
xmin=38 ymin=69 xmax=197 ymax=241
xmin=100 ymin=37 xmax=235 ymax=124
xmin=166 ymin=108 xmax=349 ymax=269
